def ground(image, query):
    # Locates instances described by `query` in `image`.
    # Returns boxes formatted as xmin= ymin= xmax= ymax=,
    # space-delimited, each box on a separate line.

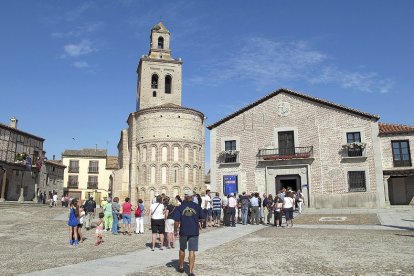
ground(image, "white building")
xmin=113 ymin=22 xmax=205 ymax=205
xmin=209 ymin=88 xmax=413 ymax=208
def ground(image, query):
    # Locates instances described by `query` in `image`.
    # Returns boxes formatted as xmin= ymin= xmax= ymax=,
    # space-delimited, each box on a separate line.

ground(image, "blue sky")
xmin=1 ymin=1 xmax=413 ymax=170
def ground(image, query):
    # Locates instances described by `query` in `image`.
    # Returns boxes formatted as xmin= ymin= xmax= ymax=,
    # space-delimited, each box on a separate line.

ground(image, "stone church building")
xmin=113 ymin=23 xmax=205 ymax=204
xmin=208 ymin=88 xmax=414 ymax=208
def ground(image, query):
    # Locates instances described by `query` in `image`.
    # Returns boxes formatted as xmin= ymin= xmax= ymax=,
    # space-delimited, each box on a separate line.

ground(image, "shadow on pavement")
xmin=383 ymin=225 xmax=414 ymax=231
xmin=395 ymin=233 xmax=414 ymax=238
xmin=165 ymin=259 xmax=187 ymax=274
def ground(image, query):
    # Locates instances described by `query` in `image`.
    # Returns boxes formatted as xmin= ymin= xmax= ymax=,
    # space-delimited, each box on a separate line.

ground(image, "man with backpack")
xmin=84 ymin=196 xmax=96 ymax=230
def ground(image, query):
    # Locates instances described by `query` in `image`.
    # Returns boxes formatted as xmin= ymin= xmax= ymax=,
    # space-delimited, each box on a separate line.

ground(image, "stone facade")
xmin=114 ymin=23 xmax=205 ymax=205
xmin=379 ymin=124 xmax=414 ymax=205
xmin=209 ymin=88 xmax=386 ymax=208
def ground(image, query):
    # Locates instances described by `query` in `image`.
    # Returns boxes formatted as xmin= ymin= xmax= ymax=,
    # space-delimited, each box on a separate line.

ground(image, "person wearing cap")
xmin=174 ymin=190 xmax=205 ymax=276
xmin=83 ymin=196 xmax=96 ymax=230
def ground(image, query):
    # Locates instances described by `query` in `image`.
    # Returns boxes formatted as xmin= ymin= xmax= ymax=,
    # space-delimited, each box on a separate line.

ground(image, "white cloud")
xmin=73 ymin=61 xmax=89 ymax=68
xmin=196 ymin=37 xmax=393 ymax=93
xmin=63 ymin=40 xmax=97 ymax=57
xmin=52 ymin=22 xmax=104 ymax=38
xmin=65 ymin=3 xmax=93 ymax=22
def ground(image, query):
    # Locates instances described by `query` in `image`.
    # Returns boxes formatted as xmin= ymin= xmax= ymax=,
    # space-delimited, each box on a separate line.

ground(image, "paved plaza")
xmin=0 ymin=204 xmax=413 ymax=275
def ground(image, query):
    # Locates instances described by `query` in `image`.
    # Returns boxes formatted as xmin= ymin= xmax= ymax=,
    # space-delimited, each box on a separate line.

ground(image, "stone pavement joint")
xmin=23 ymin=224 xmax=268 ymax=276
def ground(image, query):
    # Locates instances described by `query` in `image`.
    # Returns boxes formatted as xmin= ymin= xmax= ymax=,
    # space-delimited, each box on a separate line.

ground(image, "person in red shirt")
xmin=121 ymin=197 xmax=133 ymax=235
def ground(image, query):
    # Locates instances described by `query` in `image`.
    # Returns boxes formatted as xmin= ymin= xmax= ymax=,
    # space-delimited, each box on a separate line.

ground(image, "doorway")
xmin=275 ymin=174 xmax=301 ymax=193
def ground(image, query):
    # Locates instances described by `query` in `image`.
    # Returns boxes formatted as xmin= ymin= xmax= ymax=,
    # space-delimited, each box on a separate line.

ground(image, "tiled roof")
xmin=106 ymin=156 xmax=119 ymax=169
xmin=0 ymin=123 xmax=45 ymax=141
xmin=207 ymin=88 xmax=380 ymax=130
xmin=379 ymin=122 xmax=414 ymax=135
xmin=130 ymin=103 xmax=205 ymax=120
xmin=62 ymin=148 xmax=107 ymax=158
xmin=45 ymin=160 xmax=66 ymax=168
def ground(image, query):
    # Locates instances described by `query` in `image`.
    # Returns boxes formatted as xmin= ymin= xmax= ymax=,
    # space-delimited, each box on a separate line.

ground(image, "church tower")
xmin=136 ymin=22 xmax=183 ymax=110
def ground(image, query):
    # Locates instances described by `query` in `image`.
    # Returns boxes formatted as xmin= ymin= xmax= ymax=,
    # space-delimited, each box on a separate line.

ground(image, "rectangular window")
xmin=88 ymin=160 xmax=99 ymax=173
xmin=392 ymin=140 xmax=412 ymax=167
xmin=69 ymin=160 xmax=79 ymax=173
xmin=348 ymin=171 xmax=366 ymax=192
xmin=346 ymin=132 xmax=363 ymax=157
xmin=225 ymin=140 xmax=236 ymax=151
xmin=87 ymin=176 xmax=98 ymax=189
xmin=278 ymin=131 xmax=295 ymax=155
xmin=68 ymin=175 xmax=78 ymax=188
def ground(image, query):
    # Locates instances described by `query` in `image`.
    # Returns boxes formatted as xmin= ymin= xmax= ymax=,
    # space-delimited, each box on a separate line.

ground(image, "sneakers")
xmin=69 ymin=240 xmax=73 ymax=245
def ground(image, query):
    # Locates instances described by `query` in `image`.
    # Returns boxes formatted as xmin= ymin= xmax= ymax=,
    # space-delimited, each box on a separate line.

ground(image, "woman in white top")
xmin=150 ymin=195 xmax=165 ymax=251
xmin=283 ymin=191 xmax=295 ymax=228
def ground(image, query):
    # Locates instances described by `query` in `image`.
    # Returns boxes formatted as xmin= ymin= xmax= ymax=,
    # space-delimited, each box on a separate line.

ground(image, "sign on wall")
xmin=223 ymin=175 xmax=238 ymax=196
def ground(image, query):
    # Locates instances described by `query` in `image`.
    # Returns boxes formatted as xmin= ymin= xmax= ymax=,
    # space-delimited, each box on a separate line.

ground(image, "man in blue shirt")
xmin=174 ymin=190 xmax=205 ymax=276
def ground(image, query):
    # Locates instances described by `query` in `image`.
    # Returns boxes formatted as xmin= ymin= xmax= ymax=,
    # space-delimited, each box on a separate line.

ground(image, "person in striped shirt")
xmin=211 ymin=193 xmax=222 ymax=227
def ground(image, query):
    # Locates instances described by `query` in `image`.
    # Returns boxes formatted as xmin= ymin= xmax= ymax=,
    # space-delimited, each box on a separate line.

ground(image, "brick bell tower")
xmin=136 ymin=22 xmax=183 ymax=110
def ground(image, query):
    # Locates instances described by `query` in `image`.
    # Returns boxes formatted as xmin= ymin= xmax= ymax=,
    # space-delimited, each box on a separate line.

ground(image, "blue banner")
xmin=223 ymin=175 xmax=238 ymax=195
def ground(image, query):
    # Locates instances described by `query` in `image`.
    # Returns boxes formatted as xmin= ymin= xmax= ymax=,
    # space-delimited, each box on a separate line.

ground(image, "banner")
xmin=223 ymin=175 xmax=238 ymax=196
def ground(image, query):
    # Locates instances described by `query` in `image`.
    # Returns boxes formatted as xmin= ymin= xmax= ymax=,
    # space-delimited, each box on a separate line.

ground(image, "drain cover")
xmin=319 ymin=217 xmax=347 ymax=222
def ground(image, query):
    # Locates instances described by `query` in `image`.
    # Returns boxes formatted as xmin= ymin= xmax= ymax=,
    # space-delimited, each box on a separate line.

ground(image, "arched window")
xmin=158 ymin=37 xmax=164 ymax=49
xmin=151 ymin=74 xmax=158 ymax=89
xmin=165 ymin=75 xmax=172 ymax=94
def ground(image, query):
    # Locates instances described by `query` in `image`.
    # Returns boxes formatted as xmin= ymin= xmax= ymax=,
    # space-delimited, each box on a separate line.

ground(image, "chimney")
xmin=10 ymin=117 xmax=18 ymax=129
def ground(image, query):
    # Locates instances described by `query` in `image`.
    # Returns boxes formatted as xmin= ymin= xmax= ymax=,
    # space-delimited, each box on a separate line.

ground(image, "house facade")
xmin=0 ymin=117 xmax=46 ymax=202
xmin=209 ymin=88 xmax=389 ymax=208
xmin=113 ymin=22 xmax=205 ymax=205
xmin=62 ymin=149 xmax=117 ymax=206
xmin=379 ymin=123 xmax=414 ymax=205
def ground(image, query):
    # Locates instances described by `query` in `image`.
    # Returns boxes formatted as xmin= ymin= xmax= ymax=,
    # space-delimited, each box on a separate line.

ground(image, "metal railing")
xmin=88 ymin=167 xmax=99 ymax=173
xmin=257 ymin=146 xmax=313 ymax=160
xmin=218 ymin=151 xmax=240 ymax=164
xmin=67 ymin=182 xmax=78 ymax=189
xmin=68 ymin=166 xmax=79 ymax=173
xmin=87 ymin=182 xmax=98 ymax=189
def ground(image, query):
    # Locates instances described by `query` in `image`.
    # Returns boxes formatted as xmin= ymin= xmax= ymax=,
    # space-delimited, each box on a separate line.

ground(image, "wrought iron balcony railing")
xmin=257 ymin=146 xmax=313 ymax=161
xmin=68 ymin=166 xmax=79 ymax=173
xmin=88 ymin=167 xmax=99 ymax=173
xmin=87 ymin=182 xmax=98 ymax=189
xmin=218 ymin=150 xmax=240 ymax=164
xmin=67 ymin=182 xmax=78 ymax=189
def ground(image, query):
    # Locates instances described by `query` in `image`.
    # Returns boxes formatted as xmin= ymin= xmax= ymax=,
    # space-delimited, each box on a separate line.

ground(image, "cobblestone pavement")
xmin=1 ymin=206 xmax=414 ymax=275
xmin=137 ymin=227 xmax=414 ymax=276
xmin=0 ymin=206 xmax=213 ymax=275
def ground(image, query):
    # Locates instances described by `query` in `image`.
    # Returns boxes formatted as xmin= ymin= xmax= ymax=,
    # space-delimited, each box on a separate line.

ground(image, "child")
xmin=67 ymin=199 xmax=79 ymax=246
xmin=78 ymin=205 xmax=85 ymax=242
xmin=95 ymin=212 xmax=104 ymax=246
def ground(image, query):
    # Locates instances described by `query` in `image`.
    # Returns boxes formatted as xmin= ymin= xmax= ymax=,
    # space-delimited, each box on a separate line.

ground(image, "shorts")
xmin=151 ymin=219 xmax=165 ymax=234
xmin=207 ymin=208 xmax=212 ymax=218
xmin=165 ymin=219 xmax=174 ymax=233
xmin=179 ymin=235 xmax=199 ymax=251
xmin=284 ymin=208 xmax=294 ymax=220
xmin=77 ymin=223 xmax=83 ymax=228
xmin=213 ymin=209 xmax=221 ymax=220
xmin=122 ymin=214 xmax=131 ymax=224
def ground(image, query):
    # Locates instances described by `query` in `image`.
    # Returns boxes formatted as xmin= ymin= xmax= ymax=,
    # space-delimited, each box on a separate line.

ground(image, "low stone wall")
xmin=312 ymin=192 xmax=377 ymax=208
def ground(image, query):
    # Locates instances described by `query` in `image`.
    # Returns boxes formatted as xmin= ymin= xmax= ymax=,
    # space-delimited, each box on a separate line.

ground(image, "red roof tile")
xmin=379 ymin=123 xmax=414 ymax=135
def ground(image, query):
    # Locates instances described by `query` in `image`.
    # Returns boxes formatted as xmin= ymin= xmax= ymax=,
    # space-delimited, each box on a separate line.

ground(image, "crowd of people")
xmin=66 ymin=187 xmax=304 ymax=247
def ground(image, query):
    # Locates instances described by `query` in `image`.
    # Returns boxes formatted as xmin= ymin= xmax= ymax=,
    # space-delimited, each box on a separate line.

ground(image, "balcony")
xmin=218 ymin=150 xmax=240 ymax=165
xmin=67 ymin=182 xmax=78 ymax=189
xmin=68 ymin=166 xmax=79 ymax=173
xmin=88 ymin=167 xmax=99 ymax=174
xmin=257 ymin=146 xmax=313 ymax=161
xmin=342 ymin=143 xmax=366 ymax=159
xmin=87 ymin=182 xmax=98 ymax=189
